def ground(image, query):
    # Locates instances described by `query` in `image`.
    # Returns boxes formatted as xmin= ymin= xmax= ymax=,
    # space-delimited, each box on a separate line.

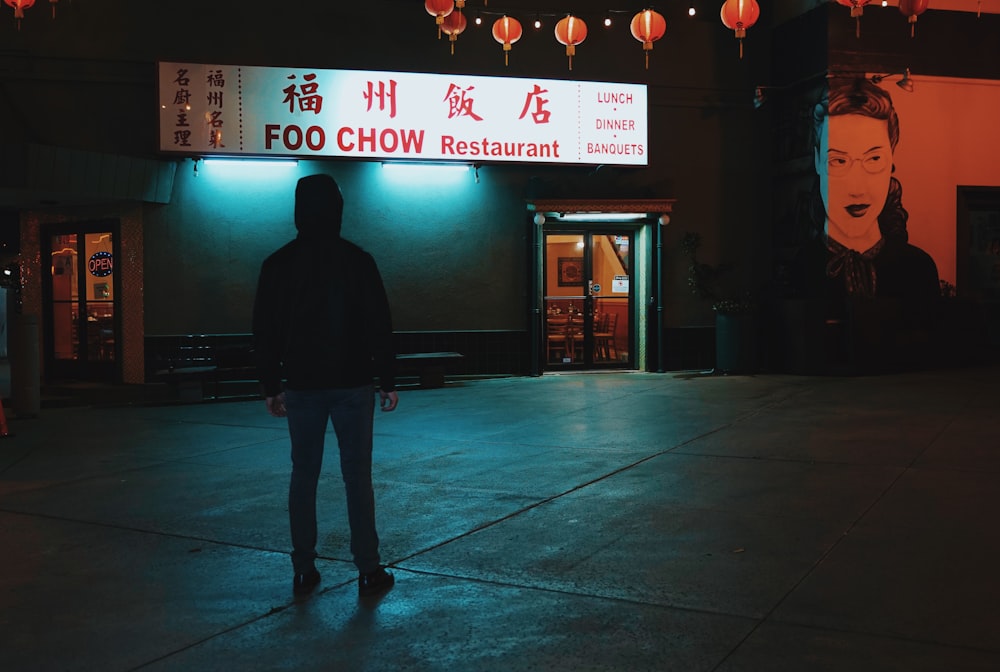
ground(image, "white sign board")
xmin=157 ymin=62 xmax=648 ymax=166
xmin=613 ymin=275 xmax=630 ymax=293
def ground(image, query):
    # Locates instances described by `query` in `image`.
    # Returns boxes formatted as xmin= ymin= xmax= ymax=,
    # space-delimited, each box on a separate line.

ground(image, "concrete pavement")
xmin=2 ymin=367 xmax=999 ymax=671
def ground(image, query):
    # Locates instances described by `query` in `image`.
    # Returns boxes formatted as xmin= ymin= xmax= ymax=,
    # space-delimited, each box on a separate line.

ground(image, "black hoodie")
xmin=252 ymin=174 xmax=397 ymax=396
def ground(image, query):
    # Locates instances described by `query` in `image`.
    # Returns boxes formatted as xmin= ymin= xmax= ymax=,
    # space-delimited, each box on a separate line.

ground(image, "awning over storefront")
xmin=0 ymin=143 xmax=176 ymax=209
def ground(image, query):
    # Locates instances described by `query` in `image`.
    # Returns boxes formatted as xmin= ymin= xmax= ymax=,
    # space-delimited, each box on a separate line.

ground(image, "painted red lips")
xmin=845 ymin=204 xmax=870 ymax=217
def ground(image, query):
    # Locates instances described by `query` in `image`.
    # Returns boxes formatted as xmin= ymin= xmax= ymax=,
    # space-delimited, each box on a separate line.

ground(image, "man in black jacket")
xmin=253 ymin=173 xmax=398 ymax=599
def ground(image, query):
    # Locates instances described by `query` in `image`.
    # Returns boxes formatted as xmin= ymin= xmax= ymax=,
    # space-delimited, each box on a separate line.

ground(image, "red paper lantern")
xmin=554 ymin=15 xmax=587 ymax=71
xmin=630 ymin=9 xmax=667 ymax=70
xmin=835 ymin=0 xmax=874 ymax=38
xmin=441 ymin=10 xmax=467 ymax=55
xmin=425 ymin=0 xmax=454 ymax=39
xmin=719 ymin=0 xmax=760 ymax=60
xmin=899 ymin=0 xmax=930 ymax=37
xmin=492 ymin=16 xmax=523 ymax=67
xmin=5 ymin=0 xmax=35 ymax=30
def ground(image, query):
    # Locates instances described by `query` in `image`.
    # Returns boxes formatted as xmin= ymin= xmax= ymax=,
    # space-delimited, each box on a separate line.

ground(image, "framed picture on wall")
xmin=558 ymin=257 xmax=584 ymax=286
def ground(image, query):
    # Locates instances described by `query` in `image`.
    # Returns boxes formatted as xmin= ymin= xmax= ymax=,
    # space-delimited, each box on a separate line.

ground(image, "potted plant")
xmin=680 ymin=232 xmax=758 ymax=374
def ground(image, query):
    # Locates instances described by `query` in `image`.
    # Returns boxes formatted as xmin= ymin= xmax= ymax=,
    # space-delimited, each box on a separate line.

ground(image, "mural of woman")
xmin=812 ymin=76 xmax=940 ymax=304
xmin=783 ymin=76 xmax=943 ymax=372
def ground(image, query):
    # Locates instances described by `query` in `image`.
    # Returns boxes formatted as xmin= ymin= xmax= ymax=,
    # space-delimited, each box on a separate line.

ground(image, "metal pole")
xmin=529 ymin=214 xmax=543 ymax=376
xmin=656 ymin=219 xmax=665 ymax=373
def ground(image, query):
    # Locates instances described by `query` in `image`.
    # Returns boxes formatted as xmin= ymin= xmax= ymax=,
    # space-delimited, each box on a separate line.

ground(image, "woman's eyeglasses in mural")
xmin=826 ymin=150 xmax=890 ymax=177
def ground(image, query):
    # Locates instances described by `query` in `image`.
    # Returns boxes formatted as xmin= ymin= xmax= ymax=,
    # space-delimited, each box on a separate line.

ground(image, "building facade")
xmin=1 ymin=1 xmax=998 ymax=403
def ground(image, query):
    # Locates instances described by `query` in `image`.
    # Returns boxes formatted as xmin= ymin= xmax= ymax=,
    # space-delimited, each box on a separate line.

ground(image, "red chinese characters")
xmin=518 ymin=85 xmax=551 ymax=124
xmin=282 ymin=73 xmax=323 ymax=114
xmin=443 ymin=84 xmax=484 ymax=121
xmin=364 ymin=80 xmax=398 ymax=119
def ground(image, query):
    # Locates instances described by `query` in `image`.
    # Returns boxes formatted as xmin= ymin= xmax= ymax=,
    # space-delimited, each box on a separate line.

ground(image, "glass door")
xmin=44 ymin=225 xmax=118 ymax=381
xmin=543 ymin=231 xmax=632 ymax=369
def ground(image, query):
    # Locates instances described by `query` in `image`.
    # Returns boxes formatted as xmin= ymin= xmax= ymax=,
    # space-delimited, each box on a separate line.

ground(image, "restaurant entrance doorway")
xmin=528 ymin=198 xmax=675 ymax=375
xmin=41 ymin=221 xmax=120 ymax=383
xmin=543 ymin=230 xmax=633 ymax=370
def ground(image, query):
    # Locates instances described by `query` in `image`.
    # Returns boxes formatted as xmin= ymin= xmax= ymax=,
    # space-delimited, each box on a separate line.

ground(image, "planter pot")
xmin=715 ymin=312 xmax=758 ymax=374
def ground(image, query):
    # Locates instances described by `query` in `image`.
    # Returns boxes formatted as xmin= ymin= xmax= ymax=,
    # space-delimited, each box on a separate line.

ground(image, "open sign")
xmin=89 ymin=251 xmax=113 ymax=277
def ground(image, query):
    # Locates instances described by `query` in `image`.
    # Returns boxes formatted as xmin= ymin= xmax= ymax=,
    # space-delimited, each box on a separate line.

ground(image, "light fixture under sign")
xmin=381 ymin=161 xmax=473 ymax=185
xmin=555 ymin=212 xmax=650 ymax=222
xmin=202 ymin=158 xmax=299 ymax=168
xmin=196 ymin=157 xmax=298 ymax=179
xmin=381 ymin=162 xmax=471 ymax=174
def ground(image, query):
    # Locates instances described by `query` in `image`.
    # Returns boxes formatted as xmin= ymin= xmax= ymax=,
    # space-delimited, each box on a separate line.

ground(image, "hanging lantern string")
xmin=457 ymin=5 xmax=652 ymax=48
xmin=469 ymin=7 xmax=638 ymax=23
xmin=442 ymin=5 xmax=667 ymax=69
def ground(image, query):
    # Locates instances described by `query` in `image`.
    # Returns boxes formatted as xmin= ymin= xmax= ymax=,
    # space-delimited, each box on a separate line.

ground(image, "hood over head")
xmin=294 ymin=174 xmax=344 ymax=240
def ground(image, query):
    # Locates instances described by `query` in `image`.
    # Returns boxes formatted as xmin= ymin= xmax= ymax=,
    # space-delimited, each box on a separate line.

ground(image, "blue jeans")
xmin=284 ymin=385 xmax=381 ymax=575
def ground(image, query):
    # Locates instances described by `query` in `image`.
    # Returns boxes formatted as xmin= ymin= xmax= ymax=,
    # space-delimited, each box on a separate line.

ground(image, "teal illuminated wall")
xmin=144 ymin=159 xmax=529 ymax=333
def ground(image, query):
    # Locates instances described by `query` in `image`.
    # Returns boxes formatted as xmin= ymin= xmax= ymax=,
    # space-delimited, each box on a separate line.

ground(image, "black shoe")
xmin=358 ymin=566 xmax=394 ymax=598
xmin=293 ymin=568 xmax=321 ymax=596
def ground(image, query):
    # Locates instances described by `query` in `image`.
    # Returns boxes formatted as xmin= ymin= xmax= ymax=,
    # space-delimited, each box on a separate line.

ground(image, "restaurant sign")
xmin=157 ymin=62 xmax=648 ymax=166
